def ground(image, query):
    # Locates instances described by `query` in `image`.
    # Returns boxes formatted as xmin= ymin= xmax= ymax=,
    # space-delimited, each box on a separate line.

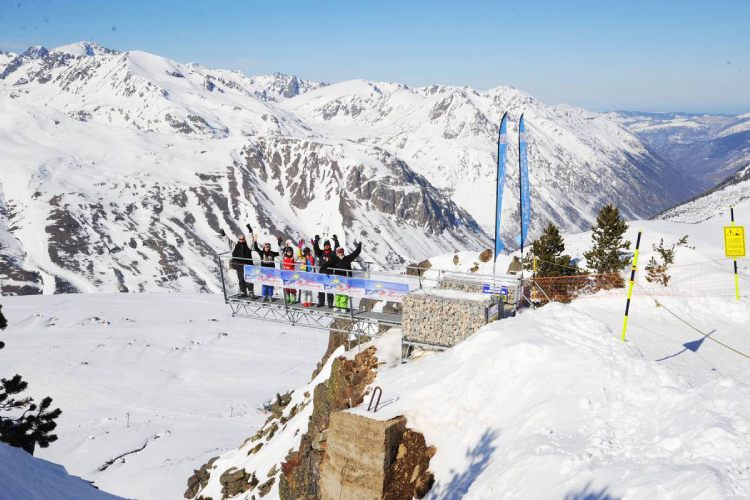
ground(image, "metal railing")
xmin=217 ymin=252 xmax=522 ymax=297
xmin=216 ymin=251 xmax=524 ymax=338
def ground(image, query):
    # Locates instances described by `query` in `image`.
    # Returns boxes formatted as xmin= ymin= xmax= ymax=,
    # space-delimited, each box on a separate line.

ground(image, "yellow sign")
xmin=724 ymin=226 xmax=746 ymax=257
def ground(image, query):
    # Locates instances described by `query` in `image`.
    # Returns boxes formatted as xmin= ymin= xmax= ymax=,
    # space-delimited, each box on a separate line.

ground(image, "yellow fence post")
xmin=731 ymin=207 xmax=741 ymax=301
xmin=621 ymin=231 xmax=642 ymax=342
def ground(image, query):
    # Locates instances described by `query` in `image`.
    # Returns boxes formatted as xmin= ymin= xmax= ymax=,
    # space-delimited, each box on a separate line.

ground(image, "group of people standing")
xmin=229 ymin=225 xmax=363 ymax=312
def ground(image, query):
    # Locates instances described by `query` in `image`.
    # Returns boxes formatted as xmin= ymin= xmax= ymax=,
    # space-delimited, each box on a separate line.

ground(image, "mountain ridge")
xmin=0 ymin=42 xmax=704 ymax=294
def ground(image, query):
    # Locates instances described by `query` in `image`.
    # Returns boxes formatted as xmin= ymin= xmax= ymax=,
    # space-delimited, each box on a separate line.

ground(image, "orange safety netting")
xmin=530 ymin=273 xmax=624 ymax=304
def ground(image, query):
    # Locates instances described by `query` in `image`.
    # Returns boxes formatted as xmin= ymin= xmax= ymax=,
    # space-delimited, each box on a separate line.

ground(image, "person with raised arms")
xmin=253 ymin=233 xmax=282 ymax=302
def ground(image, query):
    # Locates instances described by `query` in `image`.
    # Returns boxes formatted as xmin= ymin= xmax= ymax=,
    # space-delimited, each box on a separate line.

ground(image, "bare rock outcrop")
xmin=279 ymin=347 xmax=379 ymax=499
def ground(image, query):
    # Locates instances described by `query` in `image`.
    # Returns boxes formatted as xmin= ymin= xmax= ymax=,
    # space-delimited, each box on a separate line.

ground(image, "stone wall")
xmin=437 ymin=277 xmax=485 ymax=294
xmin=402 ymin=290 xmax=499 ymax=348
xmin=319 ymin=413 xmax=406 ymax=500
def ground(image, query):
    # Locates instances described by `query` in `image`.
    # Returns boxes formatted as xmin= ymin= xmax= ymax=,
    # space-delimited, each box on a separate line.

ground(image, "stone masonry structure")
xmin=402 ymin=288 xmax=500 ymax=348
xmin=437 ymin=276 xmax=485 ymax=293
xmin=319 ymin=412 xmax=407 ymax=500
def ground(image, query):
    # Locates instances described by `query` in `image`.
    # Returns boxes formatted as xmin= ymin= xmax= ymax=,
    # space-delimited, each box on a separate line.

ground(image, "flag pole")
xmin=731 ymin=206 xmax=740 ymax=301
xmin=519 ymin=113 xmax=525 ymax=281
xmin=494 ymin=124 xmax=500 ymax=277
xmin=494 ymin=112 xmax=508 ymax=277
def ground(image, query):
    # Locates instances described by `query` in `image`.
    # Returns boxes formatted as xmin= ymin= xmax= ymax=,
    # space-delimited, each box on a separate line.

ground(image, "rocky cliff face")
xmin=279 ymin=346 xmax=379 ymax=499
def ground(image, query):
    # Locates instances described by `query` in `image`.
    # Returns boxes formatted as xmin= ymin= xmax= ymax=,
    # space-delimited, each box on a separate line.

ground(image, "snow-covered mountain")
xmin=0 ymin=42 xmax=700 ymax=295
xmin=614 ymin=111 xmax=750 ymax=187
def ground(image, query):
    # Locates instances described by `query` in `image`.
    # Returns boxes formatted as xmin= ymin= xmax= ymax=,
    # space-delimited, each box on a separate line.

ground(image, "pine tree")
xmin=527 ymin=222 xmax=578 ymax=277
xmin=584 ymin=204 xmax=631 ymax=275
xmin=0 ymin=303 xmax=62 ymax=454
xmin=645 ymin=238 xmax=676 ymax=286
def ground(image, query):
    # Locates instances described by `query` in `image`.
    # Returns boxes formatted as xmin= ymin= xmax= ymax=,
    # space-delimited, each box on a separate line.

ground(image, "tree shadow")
xmin=656 ymin=330 xmax=716 ymax=362
xmin=430 ymin=428 xmax=499 ymax=499
xmin=564 ymin=481 xmax=620 ymax=500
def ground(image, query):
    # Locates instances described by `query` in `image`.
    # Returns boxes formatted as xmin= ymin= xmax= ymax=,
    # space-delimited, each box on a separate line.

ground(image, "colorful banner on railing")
xmin=244 ymin=265 xmax=284 ymax=287
xmin=243 ymin=266 xmax=410 ymax=302
xmin=280 ymin=270 xmax=329 ymax=292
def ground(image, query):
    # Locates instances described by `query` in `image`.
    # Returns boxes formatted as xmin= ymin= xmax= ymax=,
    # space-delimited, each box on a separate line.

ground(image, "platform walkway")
xmin=217 ymin=252 xmax=521 ymax=338
xmin=226 ymin=292 xmax=402 ymax=336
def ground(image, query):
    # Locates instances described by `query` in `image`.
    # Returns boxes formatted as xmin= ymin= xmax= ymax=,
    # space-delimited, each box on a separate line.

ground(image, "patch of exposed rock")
xmin=279 ymin=346 xmax=379 ymax=499
xmin=184 ymin=457 xmax=219 ymax=499
xmin=384 ymin=429 xmax=436 ymax=499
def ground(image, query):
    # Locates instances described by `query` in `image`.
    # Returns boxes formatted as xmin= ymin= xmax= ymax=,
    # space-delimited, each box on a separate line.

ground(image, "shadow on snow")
xmin=655 ymin=329 xmax=716 ymax=362
xmin=429 ymin=428 xmax=499 ymax=499
xmin=564 ymin=482 xmax=620 ymax=500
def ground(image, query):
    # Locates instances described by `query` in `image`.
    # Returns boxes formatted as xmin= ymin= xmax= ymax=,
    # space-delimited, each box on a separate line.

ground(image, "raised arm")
xmin=344 ymin=241 xmax=362 ymax=264
xmin=246 ymin=224 xmax=256 ymax=256
xmin=332 ymin=234 xmax=340 ymax=250
xmin=313 ymin=235 xmax=323 ymax=258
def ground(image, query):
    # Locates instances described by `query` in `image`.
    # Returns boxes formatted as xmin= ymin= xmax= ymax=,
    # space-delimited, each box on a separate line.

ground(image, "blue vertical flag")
xmin=494 ymin=112 xmax=509 ymax=264
xmin=518 ymin=114 xmax=531 ymax=250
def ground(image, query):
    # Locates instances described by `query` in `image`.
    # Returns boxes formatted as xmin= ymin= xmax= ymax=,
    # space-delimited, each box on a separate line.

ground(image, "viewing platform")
xmin=217 ymin=251 xmax=524 ymax=346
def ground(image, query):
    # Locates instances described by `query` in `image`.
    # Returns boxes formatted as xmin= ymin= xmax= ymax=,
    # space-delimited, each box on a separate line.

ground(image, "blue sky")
xmin=1 ymin=0 xmax=748 ymax=114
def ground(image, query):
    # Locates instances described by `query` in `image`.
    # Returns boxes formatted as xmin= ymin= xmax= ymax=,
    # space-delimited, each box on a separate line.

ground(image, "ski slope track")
xmin=0 ymin=41 xmax=701 ymax=295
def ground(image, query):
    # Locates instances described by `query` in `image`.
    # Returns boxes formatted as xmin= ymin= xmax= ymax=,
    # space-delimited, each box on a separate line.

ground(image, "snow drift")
xmin=0 ymin=443 xmax=123 ymax=500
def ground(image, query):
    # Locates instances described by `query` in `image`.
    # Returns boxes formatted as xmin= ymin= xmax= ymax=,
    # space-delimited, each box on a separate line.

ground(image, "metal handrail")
xmin=219 ymin=252 xmax=520 ymax=284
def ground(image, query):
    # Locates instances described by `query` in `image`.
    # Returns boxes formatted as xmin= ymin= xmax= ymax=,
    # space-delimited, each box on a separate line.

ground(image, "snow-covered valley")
xmin=0 ymin=293 xmax=327 ymax=499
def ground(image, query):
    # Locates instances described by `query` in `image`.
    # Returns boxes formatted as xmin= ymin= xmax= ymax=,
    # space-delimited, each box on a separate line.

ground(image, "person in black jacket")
xmin=253 ymin=234 xmax=283 ymax=302
xmin=230 ymin=234 xmax=254 ymax=297
xmin=320 ymin=241 xmax=362 ymax=311
xmin=313 ymin=234 xmax=339 ymax=308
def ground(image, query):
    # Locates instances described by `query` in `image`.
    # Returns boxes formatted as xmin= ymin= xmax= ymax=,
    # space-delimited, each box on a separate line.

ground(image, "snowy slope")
xmin=372 ymin=203 xmax=750 ymax=498
xmin=1 ymin=41 xmax=701 ymax=295
xmin=0 ymin=443 xmax=123 ymax=500
xmin=195 ymin=202 xmax=750 ymax=499
xmin=0 ymin=293 xmax=328 ymax=499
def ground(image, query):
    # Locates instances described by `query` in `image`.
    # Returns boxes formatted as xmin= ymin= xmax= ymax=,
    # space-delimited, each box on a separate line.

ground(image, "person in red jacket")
xmin=281 ymin=246 xmax=298 ymax=305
